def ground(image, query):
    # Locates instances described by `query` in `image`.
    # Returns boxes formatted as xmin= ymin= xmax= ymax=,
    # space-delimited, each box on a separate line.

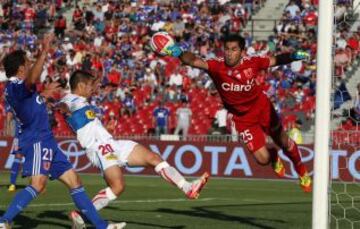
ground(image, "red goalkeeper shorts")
xmin=229 ymin=93 xmax=281 ymax=153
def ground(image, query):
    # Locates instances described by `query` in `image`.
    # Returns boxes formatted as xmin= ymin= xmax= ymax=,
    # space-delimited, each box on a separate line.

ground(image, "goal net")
xmin=320 ymin=1 xmax=360 ymax=229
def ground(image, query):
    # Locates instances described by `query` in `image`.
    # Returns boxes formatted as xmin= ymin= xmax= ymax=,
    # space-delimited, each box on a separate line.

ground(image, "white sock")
xmin=155 ymin=161 xmax=192 ymax=193
xmin=92 ymin=187 xmax=117 ymax=211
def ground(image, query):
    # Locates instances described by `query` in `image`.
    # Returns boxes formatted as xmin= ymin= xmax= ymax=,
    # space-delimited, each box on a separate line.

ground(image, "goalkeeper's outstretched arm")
xmin=179 ymin=51 xmax=209 ymax=71
xmin=270 ymin=50 xmax=310 ymax=67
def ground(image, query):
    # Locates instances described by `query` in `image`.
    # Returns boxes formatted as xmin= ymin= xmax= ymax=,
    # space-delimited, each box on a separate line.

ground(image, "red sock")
xmin=284 ymin=139 xmax=307 ymax=176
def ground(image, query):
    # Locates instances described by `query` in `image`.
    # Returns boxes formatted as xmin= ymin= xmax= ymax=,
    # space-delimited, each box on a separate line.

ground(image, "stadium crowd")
xmin=0 ymin=0 xmax=358 ymax=139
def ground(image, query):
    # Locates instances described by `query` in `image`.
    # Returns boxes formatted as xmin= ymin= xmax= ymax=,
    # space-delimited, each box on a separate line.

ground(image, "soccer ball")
xmin=150 ymin=32 xmax=175 ymax=56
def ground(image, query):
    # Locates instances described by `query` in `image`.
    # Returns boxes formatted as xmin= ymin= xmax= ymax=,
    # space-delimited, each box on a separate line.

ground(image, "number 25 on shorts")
xmin=239 ymin=129 xmax=253 ymax=143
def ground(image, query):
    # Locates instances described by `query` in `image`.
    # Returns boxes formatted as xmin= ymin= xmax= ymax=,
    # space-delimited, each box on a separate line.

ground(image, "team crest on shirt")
xmin=243 ymin=68 xmax=254 ymax=79
xmin=105 ymin=153 xmax=118 ymax=161
xmin=43 ymin=161 xmax=51 ymax=171
xmin=36 ymin=95 xmax=44 ymax=105
xmin=85 ymin=110 xmax=96 ymax=119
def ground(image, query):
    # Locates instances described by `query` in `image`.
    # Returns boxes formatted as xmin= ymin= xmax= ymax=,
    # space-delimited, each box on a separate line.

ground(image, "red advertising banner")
xmin=0 ymin=137 xmax=359 ymax=181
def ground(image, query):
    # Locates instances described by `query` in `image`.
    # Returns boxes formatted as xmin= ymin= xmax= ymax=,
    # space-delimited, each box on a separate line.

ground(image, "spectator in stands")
xmin=72 ymin=5 xmax=84 ymax=30
xmin=293 ymin=84 xmax=305 ymax=104
xmin=176 ymin=88 xmax=189 ymax=103
xmin=153 ymin=102 xmax=170 ymax=136
xmin=174 ymin=102 xmax=192 ymax=139
xmin=244 ymin=0 xmax=254 ymax=16
xmin=334 ymin=48 xmax=351 ymax=78
xmin=214 ymin=104 xmax=228 ymax=134
xmin=335 ymin=3 xmax=348 ymax=21
xmin=285 ymin=0 xmax=301 ymax=18
xmin=173 ymin=17 xmax=185 ymax=38
xmin=54 ymin=15 xmax=66 ymax=39
xmin=351 ymin=83 xmax=360 ymax=122
xmin=105 ymin=111 xmax=118 ymax=134
xmin=82 ymin=54 xmax=92 ymax=72
xmin=289 ymin=119 xmax=304 ymax=144
xmin=163 ymin=85 xmax=177 ymax=102
xmin=169 ymin=68 xmax=183 ymax=88
xmin=144 ymin=68 xmax=158 ymax=92
xmin=122 ymin=91 xmax=136 ymax=116
xmin=334 ymin=81 xmax=351 ymax=109
xmin=35 ymin=3 xmax=48 ymax=30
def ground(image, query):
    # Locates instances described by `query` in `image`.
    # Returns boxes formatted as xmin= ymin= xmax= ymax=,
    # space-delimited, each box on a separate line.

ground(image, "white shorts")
xmin=86 ymin=139 xmax=138 ymax=171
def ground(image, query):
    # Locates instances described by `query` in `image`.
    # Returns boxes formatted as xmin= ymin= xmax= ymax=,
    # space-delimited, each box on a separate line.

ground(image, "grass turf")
xmin=0 ymin=172 xmax=313 ymax=229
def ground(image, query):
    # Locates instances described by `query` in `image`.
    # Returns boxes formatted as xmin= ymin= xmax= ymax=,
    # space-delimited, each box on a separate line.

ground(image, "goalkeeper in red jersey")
xmin=157 ymin=33 xmax=312 ymax=192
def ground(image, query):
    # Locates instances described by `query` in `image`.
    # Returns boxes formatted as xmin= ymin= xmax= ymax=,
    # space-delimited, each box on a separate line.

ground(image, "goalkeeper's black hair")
xmin=222 ymin=34 xmax=246 ymax=50
xmin=69 ymin=70 xmax=96 ymax=91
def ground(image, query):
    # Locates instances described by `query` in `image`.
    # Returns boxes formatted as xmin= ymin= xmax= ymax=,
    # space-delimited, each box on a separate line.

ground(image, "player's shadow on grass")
xmin=122 ymin=221 xmax=185 ymax=229
xmin=0 ymin=210 xmax=70 ymax=228
xmin=103 ymin=207 xmax=185 ymax=228
xmin=155 ymin=204 xmax=287 ymax=229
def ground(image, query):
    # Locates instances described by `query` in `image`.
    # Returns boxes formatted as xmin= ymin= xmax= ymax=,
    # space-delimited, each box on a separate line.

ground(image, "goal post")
xmin=312 ymin=0 xmax=334 ymax=229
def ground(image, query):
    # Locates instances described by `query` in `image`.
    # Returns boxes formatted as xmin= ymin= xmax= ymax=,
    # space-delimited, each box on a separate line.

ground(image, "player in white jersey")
xmin=59 ymin=70 xmax=209 ymax=229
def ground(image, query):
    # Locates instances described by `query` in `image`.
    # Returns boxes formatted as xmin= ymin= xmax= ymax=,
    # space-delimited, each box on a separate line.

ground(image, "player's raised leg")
xmin=127 ymin=144 xmax=209 ymax=199
xmin=92 ymin=165 xmax=125 ymax=211
xmin=237 ymin=123 xmax=286 ymax=178
xmin=53 ymin=142 xmax=125 ymax=229
xmin=270 ymin=124 xmax=312 ymax=192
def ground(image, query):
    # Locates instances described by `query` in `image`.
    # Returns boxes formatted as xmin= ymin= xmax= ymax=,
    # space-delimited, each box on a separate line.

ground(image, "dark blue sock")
xmin=0 ymin=186 xmax=38 ymax=223
xmin=10 ymin=159 xmax=21 ymax=185
xmin=70 ymin=186 xmax=108 ymax=229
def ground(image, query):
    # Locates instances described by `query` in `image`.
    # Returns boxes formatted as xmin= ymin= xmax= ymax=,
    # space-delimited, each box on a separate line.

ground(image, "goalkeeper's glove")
xmin=164 ymin=44 xmax=183 ymax=57
xmin=291 ymin=50 xmax=310 ymax=61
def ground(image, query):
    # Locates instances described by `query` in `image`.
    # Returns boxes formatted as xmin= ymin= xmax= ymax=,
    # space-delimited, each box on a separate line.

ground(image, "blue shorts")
xmin=22 ymin=138 xmax=73 ymax=180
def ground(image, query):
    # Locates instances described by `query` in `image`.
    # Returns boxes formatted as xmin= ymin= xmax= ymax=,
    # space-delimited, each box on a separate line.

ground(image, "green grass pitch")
xmin=0 ymin=173 xmax=312 ymax=229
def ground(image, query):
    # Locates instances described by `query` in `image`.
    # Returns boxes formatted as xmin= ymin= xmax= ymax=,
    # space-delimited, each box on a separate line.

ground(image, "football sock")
xmin=0 ymin=186 xmax=38 ymax=223
xmin=269 ymin=148 xmax=279 ymax=164
xmin=70 ymin=186 xmax=108 ymax=229
xmin=155 ymin=161 xmax=192 ymax=193
xmin=283 ymin=139 xmax=307 ymax=176
xmin=10 ymin=158 xmax=21 ymax=185
xmin=92 ymin=187 xmax=117 ymax=211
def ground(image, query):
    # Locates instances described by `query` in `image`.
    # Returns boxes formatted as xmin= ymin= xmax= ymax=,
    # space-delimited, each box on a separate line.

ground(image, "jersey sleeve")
xmin=252 ymin=56 xmax=271 ymax=70
xmin=60 ymin=94 xmax=73 ymax=107
xmin=6 ymin=80 xmax=34 ymax=101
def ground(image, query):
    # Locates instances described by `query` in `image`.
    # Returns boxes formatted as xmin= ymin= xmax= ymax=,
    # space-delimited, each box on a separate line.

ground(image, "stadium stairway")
xmin=243 ymin=0 xmax=289 ymax=40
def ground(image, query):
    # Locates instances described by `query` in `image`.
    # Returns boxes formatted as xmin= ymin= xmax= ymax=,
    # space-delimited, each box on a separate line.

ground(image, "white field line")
xmin=0 ymin=198 xmax=218 ymax=209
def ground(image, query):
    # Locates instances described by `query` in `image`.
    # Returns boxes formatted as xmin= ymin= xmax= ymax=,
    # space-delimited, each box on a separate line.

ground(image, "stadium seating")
xmin=0 ymin=1 xmax=358 ymax=141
